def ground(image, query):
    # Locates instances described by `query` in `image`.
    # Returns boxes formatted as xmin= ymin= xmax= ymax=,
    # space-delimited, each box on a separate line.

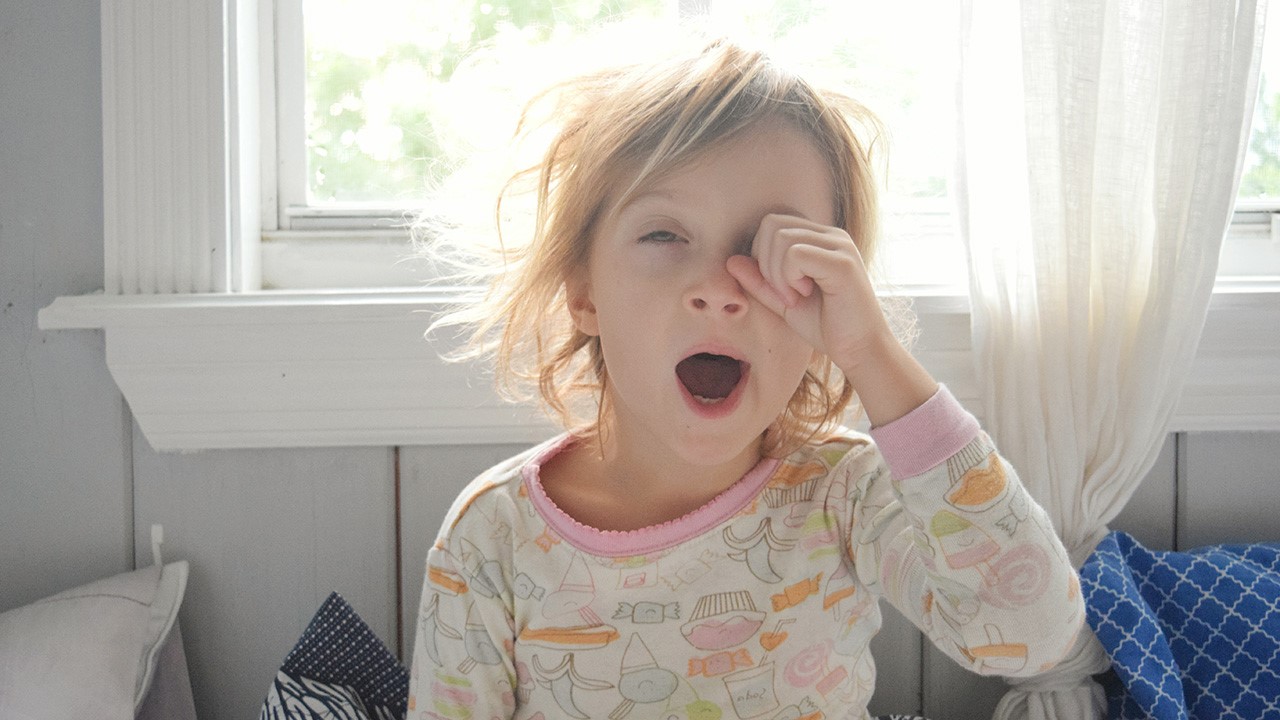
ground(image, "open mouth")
xmin=676 ymin=353 xmax=746 ymax=405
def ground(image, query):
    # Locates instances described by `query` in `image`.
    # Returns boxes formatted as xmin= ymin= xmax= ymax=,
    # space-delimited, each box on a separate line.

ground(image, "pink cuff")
xmin=868 ymin=385 xmax=980 ymax=480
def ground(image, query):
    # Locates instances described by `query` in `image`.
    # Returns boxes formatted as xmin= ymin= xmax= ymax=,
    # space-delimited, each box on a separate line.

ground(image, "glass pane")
xmin=1238 ymin=7 xmax=1280 ymax=203
xmin=303 ymin=0 xmax=670 ymax=205
xmin=703 ymin=1 xmax=962 ymax=286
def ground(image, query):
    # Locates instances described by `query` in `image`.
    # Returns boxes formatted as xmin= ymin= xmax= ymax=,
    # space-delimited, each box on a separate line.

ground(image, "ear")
xmin=565 ymin=276 xmax=600 ymax=337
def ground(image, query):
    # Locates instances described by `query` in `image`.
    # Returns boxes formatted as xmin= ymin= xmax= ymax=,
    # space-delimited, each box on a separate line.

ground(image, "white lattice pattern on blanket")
xmin=1079 ymin=531 xmax=1280 ymax=720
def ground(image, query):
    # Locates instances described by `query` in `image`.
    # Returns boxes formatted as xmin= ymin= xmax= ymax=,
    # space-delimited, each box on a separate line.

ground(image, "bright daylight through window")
xmin=261 ymin=0 xmax=1280 ymax=290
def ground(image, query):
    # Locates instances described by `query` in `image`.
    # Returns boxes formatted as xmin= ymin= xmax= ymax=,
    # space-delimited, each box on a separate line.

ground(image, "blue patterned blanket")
xmin=1079 ymin=531 xmax=1280 ymax=719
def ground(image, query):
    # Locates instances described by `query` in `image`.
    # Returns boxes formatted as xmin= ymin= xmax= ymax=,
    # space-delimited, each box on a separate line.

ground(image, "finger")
xmin=754 ymin=221 xmax=811 ymax=307
xmin=749 ymin=218 xmax=784 ymax=304
xmin=782 ymin=243 xmax=864 ymax=300
xmin=725 ymin=255 xmax=789 ymax=317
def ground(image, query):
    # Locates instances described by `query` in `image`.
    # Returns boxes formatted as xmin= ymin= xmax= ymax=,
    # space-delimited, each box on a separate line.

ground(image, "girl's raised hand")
xmin=725 ymin=213 xmax=888 ymax=378
xmin=725 ymin=214 xmax=938 ymax=425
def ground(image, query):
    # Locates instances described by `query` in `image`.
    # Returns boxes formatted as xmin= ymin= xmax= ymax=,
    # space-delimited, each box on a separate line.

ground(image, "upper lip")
xmin=678 ymin=342 xmax=749 ymax=365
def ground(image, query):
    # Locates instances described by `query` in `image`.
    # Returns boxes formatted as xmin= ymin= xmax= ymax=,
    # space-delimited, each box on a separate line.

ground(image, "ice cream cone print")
xmin=459 ymin=538 xmax=504 ymax=599
xmin=609 ymin=634 xmax=679 ymax=719
xmin=544 ymin=553 xmax=604 ymax=624
xmin=931 ymin=510 xmax=999 ymax=570
xmin=458 ymin=603 xmax=505 ymax=674
xmin=684 ymin=682 xmax=725 ymax=720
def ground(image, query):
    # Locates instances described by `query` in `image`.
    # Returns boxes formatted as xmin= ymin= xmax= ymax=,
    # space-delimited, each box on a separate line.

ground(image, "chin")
xmin=669 ymin=425 xmax=767 ymax=468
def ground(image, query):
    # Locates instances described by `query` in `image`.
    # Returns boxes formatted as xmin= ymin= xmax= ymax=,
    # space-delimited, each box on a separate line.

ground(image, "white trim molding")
xmin=38 ymin=290 xmax=559 ymax=449
xmin=37 ymin=289 xmax=1280 ymax=451
xmin=101 ymin=0 xmax=259 ymax=294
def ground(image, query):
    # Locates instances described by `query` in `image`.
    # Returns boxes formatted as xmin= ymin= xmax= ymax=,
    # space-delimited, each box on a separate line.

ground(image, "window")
xmin=262 ymin=0 xmax=1280 ymax=290
xmin=40 ymin=0 xmax=1277 ymax=452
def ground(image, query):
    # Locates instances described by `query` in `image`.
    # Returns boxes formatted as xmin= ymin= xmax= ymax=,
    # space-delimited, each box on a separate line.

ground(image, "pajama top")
xmin=408 ymin=386 xmax=1084 ymax=720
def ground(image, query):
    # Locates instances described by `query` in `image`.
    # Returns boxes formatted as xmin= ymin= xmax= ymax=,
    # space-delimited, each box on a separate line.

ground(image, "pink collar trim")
xmin=522 ymin=434 xmax=781 ymax=558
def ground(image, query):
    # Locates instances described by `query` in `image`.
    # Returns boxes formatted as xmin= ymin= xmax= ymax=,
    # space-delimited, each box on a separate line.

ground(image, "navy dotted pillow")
xmin=260 ymin=592 xmax=408 ymax=720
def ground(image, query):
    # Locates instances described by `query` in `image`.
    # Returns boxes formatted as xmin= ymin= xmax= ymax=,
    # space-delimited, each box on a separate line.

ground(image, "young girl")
xmin=410 ymin=34 xmax=1083 ymax=720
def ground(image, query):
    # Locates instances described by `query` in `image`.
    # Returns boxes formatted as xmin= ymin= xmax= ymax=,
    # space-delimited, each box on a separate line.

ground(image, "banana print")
xmin=724 ymin=518 xmax=794 ymax=584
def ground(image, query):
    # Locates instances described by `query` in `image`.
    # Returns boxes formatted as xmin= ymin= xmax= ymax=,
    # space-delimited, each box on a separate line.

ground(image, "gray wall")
xmin=1 ymin=0 xmax=133 ymax=609
xmin=2 ymin=4 xmax=1277 ymax=720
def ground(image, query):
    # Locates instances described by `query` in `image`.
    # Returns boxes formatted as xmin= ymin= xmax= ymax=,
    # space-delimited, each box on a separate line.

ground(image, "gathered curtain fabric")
xmin=954 ymin=1 xmax=1268 ymax=718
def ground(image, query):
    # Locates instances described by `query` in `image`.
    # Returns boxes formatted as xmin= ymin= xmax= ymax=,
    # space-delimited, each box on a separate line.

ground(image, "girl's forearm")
xmin=838 ymin=333 xmax=938 ymax=428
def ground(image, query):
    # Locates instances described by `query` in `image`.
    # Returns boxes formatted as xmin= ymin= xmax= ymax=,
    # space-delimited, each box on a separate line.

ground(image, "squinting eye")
xmin=639 ymin=230 xmax=683 ymax=244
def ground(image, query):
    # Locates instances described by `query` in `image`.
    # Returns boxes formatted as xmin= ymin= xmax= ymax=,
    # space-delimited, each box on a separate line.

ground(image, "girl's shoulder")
xmin=763 ymin=427 xmax=884 ymax=499
xmin=434 ymin=434 xmax=570 ymax=544
xmin=780 ymin=426 xmax=879 ymax=473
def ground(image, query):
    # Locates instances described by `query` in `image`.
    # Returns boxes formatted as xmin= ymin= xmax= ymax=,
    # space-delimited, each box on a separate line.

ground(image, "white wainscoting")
xmin=120 ymin=427 xmax=1280 ymax=720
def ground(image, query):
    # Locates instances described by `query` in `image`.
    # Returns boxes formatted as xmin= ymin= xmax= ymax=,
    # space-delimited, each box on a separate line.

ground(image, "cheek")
xmin=766 ymin=320 xmax=816 ymax=371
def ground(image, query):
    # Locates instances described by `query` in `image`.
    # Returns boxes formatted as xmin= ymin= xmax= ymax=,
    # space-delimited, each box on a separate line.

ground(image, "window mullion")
xmin=274 ymin=0 xmax=309 ymax=231
xmin=679 ymin=0 xmax=711 ymax=17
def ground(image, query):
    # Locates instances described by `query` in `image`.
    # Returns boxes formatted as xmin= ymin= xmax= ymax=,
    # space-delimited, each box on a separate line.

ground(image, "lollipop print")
xmin=978 ymin=542 xmax=1051 ymax=609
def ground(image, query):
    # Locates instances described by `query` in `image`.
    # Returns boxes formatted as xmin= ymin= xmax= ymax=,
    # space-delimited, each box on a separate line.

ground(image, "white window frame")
xmin=37 ymin=0 xmax=1280 ymax=452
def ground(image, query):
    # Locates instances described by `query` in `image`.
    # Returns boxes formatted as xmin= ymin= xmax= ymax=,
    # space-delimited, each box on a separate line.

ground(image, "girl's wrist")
xmin=838 ymin=334 xmax=938 ymax=428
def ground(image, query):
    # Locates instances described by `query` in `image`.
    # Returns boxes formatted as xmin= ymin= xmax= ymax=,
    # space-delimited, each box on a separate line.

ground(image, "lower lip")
xmin=677 ymin=363 xmax=750 ymax=419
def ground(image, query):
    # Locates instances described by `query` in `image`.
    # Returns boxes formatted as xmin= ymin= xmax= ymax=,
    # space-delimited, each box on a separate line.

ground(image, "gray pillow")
xmin=0 ymin=561 xmax=190 ymax=720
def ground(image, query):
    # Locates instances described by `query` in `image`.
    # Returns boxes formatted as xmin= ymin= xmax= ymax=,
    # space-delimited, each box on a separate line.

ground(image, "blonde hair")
xmin=426 ymin=32 xmax=886 ymax=457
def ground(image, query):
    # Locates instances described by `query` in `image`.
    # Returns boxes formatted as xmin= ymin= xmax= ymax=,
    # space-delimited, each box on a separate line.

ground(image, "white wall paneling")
xmin=131 ymin=437 xmax=396 ymax=720
xmin=867 ymin=607 xmax=925 ymax=716
xmin=1180 ymin=431 xmax=1280 ymax=548
xmin=1110 ymin=435 xmax=1180 ymax=552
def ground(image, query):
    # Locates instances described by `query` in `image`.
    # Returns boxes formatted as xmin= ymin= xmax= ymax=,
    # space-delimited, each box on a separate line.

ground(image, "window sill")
xmin=37 ymin=286 xmax=1280 ymax=451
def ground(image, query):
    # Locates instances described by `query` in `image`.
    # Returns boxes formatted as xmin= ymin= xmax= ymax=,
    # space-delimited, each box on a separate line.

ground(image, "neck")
xmin=589 ymin=422 xmax=764 ymax=509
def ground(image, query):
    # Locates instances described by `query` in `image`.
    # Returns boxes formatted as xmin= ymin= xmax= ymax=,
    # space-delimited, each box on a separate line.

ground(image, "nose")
xmin=684 ymin=263 xmax=749 ymax=316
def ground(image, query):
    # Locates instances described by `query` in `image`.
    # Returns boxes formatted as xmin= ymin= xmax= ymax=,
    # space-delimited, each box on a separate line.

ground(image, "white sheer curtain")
xmin=955 ymin=1 xmax=1267 ymax=718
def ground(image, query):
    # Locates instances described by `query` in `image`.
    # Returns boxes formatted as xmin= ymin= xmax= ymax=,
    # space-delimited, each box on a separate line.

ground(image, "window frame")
xmin=36 ymin=0 xmax=1280 ymax=452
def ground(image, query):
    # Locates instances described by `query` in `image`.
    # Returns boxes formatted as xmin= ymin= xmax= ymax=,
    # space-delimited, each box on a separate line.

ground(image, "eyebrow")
xmin=618 ymin=189 xmax=814 ymax=222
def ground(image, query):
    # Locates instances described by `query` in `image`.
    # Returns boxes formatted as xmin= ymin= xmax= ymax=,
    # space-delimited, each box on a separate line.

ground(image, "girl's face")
xmin=568 ymin=119 xmax=834 ymax=466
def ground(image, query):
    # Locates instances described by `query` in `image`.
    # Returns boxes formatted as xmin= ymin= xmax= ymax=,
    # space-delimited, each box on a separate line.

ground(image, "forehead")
xmin=612 ymin=121 xmax=837 ymax=224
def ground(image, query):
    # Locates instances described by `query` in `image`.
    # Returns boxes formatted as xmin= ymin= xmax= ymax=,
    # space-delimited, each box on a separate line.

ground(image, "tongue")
xmin=676 ymin=353 xmax=742 ymax=400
